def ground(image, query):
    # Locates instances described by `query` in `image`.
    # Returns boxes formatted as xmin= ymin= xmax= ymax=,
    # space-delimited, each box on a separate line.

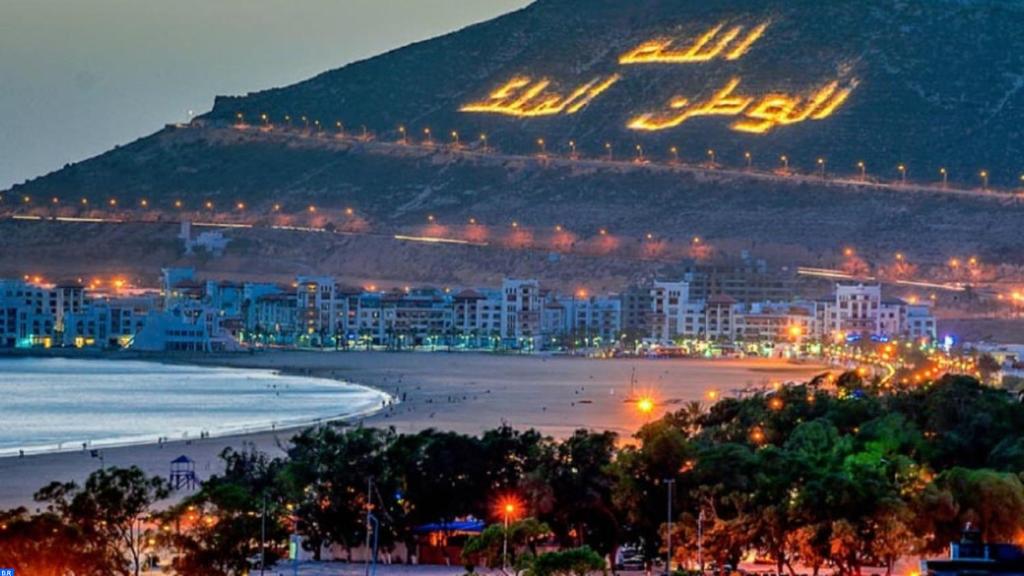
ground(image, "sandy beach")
xmin=0 ymin=351 xmax=828 ymax=509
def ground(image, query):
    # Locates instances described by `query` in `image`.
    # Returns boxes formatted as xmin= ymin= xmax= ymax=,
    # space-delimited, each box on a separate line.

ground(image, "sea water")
xmin=0 ymin=357 xmax=388 ymax=456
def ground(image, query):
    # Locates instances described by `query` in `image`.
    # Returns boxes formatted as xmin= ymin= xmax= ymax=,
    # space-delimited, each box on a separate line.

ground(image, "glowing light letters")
xmin=627 ymin=77 xmax=857 ymax=134
xmin=459 ymin=16 xmax=858 ymax=135
xmin=619 ymin=22 xmax=769 ymax=65
xmin=460 ymin=74 xmax=621 ymax=117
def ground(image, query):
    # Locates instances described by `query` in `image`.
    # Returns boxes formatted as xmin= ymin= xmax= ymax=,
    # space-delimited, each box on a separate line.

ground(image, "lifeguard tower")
xmin=169 ymin=455 xmax=198 ymax=491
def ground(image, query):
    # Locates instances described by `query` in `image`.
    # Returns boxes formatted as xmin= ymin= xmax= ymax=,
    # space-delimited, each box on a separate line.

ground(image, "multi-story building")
xmin=620 ymin=285 xmax=653 ymax=342
xmin=568 ymin=294 xmax=623 ymax=345
xmin=649 ymin=280 xmax=689 ymax=343
xmin=822 ymin=284 xmax=936 ymax=342
xmin=681 ymin=257 xmax=799 ymax=304
xmin=737 ymin=302 xmax=817 ymax=343
xmin=830 ymin=284 xmax=883 ymax=336
xmin=453 ymin=289 xmax=503 ymax=346
xmin=500 ymin=279 xmax=542 ymax=348
xmin=296 ymin=276 xmax=347 ymax=345
xmin=0 ymin=279 xmax=55 ymax=347
xmin=252 ymin=293 xmax=299 ymax=345
xmin=904 ymin=304 xmax=938 ymax=341
xmin=703 ymin=294 xmax=740 ymax=340
xmin=381 ymin=288 xmax=453 ymax=348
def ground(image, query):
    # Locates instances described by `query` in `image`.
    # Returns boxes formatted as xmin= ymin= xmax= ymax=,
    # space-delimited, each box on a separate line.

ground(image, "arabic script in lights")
xmin=460 ymin=74 xmax=621 ymax=117
xmin=627 ymin=77 xmax=857 ymax=134
xmin=619 ymin=22 xmax=769 ymax=65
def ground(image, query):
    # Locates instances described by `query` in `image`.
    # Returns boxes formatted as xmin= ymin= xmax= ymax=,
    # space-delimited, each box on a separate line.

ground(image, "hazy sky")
xmin=0 ymin=0 xmax=531 ymax=190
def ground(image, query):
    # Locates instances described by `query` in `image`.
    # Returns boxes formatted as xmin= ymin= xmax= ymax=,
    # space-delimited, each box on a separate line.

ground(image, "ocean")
xmin=0 ymin=356 xmax=388 ymax=456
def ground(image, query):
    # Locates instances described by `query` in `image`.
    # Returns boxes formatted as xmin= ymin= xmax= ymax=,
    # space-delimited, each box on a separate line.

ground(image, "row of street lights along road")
xmin=227 ymin=112 xmax=1024 ymax=194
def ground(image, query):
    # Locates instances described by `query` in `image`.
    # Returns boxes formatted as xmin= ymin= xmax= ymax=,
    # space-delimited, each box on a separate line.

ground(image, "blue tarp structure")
xmin=413 ymin=519 xmax=486 ymax=534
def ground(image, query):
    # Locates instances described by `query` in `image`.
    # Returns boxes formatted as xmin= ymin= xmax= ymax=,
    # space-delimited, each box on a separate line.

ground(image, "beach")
xmin=0 ymin=351 xmax=828 ymax=509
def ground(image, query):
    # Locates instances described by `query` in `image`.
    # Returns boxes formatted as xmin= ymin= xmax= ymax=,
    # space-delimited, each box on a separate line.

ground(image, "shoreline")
xmin=0 ymin=354 xmax=394 ymax=459
xmin=0 ymin=350 xmax=830 ymax=509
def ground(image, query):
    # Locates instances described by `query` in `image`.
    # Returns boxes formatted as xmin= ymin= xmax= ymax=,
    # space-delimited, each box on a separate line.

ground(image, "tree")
xmin=167 ymin=446 xmax=289 ymax=576
xmin=919 ymin=467 xmax=1024 ymax=550
xmin=524 ymin=546 xmax=606 ymax=576
xmin=462 ymin=517 xmax=552 ymax=568
xmin=0 ymin=507 xmax=103 ymax=576
xmin=280 ymin=425 xmax=395 ymax=560
xmin=35 ymin=466 xmax=169 ymax=576
xmin=527 ymin=430 xmax=622 ymax=558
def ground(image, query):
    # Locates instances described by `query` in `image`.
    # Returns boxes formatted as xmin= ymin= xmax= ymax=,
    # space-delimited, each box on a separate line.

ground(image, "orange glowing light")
xmin=461 ymin=74 xmax=620 ymax=117
xmin=619 ymin=22 xmax=769 ymax=64
xmin=628 ymin=76 xmax=856 ymax=134
xmin=637 ymin=397 xmax=655 ymax=414
xmin=494 ymin=495 xmax=524 ymax=522
xmin=750 ymin=427 xmax=767 ymax=445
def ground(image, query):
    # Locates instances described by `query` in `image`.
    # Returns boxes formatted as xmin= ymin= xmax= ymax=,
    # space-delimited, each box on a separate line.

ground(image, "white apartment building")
xmin=830 ymin=284 xmax=883 ymax=336
xmin=649 ymin=280 xmax=689 ymax=343
xmin=453 ymin=289 xmax=503 ymax=345
xmin=500 ymin=279 xmax=542 ymax=347
xmin=296 ymin=276 xmax=348 ymax=343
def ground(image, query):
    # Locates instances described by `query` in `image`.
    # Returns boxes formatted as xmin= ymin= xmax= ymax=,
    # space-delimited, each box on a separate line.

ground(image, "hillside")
xmin=6 ymin=0 xmax=1024 ymax=273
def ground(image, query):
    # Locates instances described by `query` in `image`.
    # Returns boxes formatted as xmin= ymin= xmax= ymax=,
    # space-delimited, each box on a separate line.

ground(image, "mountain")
xmin=6 ymin=0 xmax=1024 ymax=279
xmin=204 ymin=0 xmax=1024 ymax=181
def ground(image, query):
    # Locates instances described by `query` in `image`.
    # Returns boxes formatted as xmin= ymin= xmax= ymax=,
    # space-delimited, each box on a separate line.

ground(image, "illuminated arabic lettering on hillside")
xmin=619 ymin=22 xmax=770 ymax=65
xmin=459 ymin=74 xmax=621 ymax=117
xmin=627 ymin=77 xmax=857 ymax=134
xmin=458 ymin=16 xmax=859 ymax=135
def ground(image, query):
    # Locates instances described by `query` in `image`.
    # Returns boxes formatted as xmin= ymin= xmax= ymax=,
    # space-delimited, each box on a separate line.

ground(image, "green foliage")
xmin=5 ymin=372 xmax=1024 ymax=576
xmin=26 ymin=466 xmax=169 ymax=576
xmin=462 ymin=517 xmax=552 ymax=568
xmin=524 ymin=546 xmax=606 ymax=576
xmin=167 ymin=445 xmax=289 ymax=576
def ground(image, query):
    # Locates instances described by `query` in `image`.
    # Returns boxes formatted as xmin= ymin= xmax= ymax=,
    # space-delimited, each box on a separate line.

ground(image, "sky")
xmin=0 ymin=0 xmax=531 ymax=190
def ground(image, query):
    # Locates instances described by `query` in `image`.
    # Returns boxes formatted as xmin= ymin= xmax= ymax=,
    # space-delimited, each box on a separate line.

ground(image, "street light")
xmin=635 ymin=144 xmax=644 ymax=162
xmin=898 ymin=164 xmax=907 ymax=184
xmin=336 ymin=121 xmax=345 ymax=136
xmin=397 ymin=125 xmax=407 ymax=144
xmin=980 ymin=170 xmax=989 ymax=190
xmin=451 ymin=131 xmax=460 ymax=146
xmin=780 ymin=155 xmax=789 ymax=171
xmin=480 ymin=133 xmax=489 ymax=152
xmin=707 ymin=148 xmax=716 ymax=167
xmin=940 ymin=167 xmax=948 ymax=188
xmin=744 ymin=151 xmax=752 ymax=169
xmin=817 ymin=157 xmax=826 ymax=178
xmin=568 ymin=140 xmax=577 ymax=158
xmin=499 ymin=499 xmax=520 ymax=572
xmin=605 ymin=142 xmax=613 ymax=161
xmin=857 ymin=161 xmax=866 ymax=181
xmin=670 ymin=146 xmax=679 ymax=163
xmin=537 ymin=138 xmax=546 ymax=155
